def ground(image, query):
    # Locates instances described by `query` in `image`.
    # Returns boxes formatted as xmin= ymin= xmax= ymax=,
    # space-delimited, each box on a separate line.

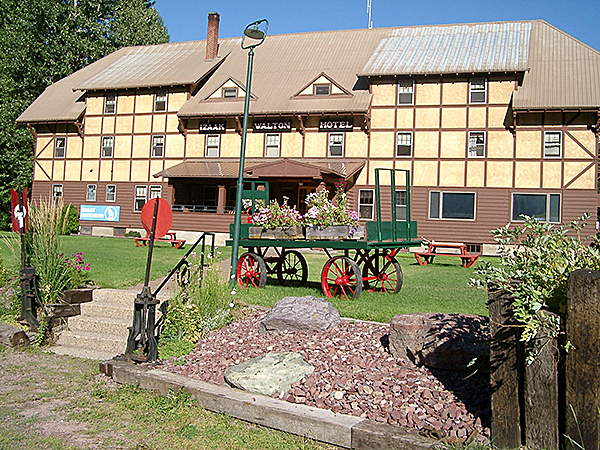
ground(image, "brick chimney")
xmin=206 ymin=12 xmax=220 ymax=60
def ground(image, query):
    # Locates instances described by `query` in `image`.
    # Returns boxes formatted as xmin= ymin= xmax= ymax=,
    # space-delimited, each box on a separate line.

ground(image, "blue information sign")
xmin=79 ymin=205 xmax=120 ymax=222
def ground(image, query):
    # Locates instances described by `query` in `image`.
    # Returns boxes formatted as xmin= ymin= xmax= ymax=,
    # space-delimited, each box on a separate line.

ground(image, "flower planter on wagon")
xmin=228 ymin=168 xmax=421 ymax=300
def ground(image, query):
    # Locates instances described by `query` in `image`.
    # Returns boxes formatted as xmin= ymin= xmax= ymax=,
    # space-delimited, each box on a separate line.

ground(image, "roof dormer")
xmin=206 ymin=77 xmax=253 ymax=100
xmin=292 ymin=72 xmax=352 ymax=98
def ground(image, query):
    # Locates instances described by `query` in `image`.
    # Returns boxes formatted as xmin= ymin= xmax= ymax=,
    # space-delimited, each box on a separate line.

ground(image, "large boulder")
xmin=389 ymin=313 xmax=490 ymax=372
xmin=258 ymin=295 xmax=340 ymax=334
xmin=224 ymin=352 xmax=314 ymax=396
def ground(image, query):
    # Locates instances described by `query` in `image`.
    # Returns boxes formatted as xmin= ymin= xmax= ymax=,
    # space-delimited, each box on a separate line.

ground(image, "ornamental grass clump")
xmin=471 ymin=213 xmax=600 ymax=360
xmin=28 ymin=198 xmax=91 ymax=304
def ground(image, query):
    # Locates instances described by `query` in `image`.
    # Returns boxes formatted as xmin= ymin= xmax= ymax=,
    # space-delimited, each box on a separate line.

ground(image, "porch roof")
xmin=153 ymin=158 xmax=365 ymax=181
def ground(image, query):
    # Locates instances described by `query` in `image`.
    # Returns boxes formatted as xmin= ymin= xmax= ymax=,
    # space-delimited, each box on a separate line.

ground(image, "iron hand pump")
xmin=229 ymin=19 xmax=268 ymax=289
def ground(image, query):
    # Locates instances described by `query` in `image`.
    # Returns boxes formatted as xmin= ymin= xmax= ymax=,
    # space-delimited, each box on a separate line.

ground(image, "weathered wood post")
xmin=565 ymin=269 xmax=600 ymax=450
xmin=489 ymin=285 xmax=560 ymax=450
xmin=523 ymin=311 xmax=559 ymax=450
xmin=488 ymin=284 xmax=522 ymax=448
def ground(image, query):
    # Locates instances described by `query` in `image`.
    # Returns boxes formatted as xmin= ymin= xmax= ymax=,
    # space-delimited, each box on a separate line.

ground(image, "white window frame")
xmin=205 ymin=134 xmax=220 ymax=157
xmin=52 ymin=184 xmax=63 ymax=200
xmin=314 ymin=84 xmax=331 ymax=96
xmin=149 ymin=185 xmax=162 ymax=200
xmin=396 ymin=132 xmax=413 ymax=157
xmin=358 ymin=189 xmax=374 ymax=220
xmin=468 ymin=131 xmax=486 ymax=158
xmin=544 ymin=131 xmax=562 ymax=158
xmin=264 ymin=133 xmax=281 ymax=157
xmin=151 ymin=135 xmax=164 ymax=157
xmin=104 ymin=93 xmax=116 ymax=114
xmin=511 ymin=193 xmax=561 ymax=223
xmin=429 ymin=191 xmax=476 ymax=220
xmin=54 ymin=137 xmax=66 ymax=158
xmin=328 ymin=132 xmax=344 ymax=157
xmin=86 ymin=184 xmax=97 ymax=202
xmin=398 ymin=80 xmax=414 ymax=105
xmin=395 ymin=189 xmax=407 ymax=221
xmin=154 ymin=89 xmax=167 ymax=112
xmin=106 ymin=185 xmax=116 ymax=202
xmin=134 ymin=185 xmax=147 ymax=212
xmin=101 ymin=136 xmax=114 ymax=158
xmin=222 ymin=87 xmax=238 ymax=98
xmin=469 ymin=78 xmax=487 ymax=104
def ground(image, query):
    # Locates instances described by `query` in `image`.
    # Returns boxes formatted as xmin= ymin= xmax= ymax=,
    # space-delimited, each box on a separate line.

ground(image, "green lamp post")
xmin=230 ymin=19 xmax=268 ymax=289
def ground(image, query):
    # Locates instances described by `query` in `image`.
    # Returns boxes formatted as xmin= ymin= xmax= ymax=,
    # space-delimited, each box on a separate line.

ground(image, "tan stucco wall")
xmin=371 ymin=84 xmax=396 ymax=106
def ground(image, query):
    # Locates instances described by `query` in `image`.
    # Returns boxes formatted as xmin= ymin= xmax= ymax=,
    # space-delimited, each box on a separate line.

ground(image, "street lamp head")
xmin=242 ymin=19 xmax=268 ymax=49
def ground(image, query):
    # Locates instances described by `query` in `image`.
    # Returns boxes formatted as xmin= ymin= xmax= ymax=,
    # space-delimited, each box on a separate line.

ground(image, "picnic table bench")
xmin=414 ymin=242 xmax=479 ymax=268
xmin=134 ymin=232 xmax=186 ymax=249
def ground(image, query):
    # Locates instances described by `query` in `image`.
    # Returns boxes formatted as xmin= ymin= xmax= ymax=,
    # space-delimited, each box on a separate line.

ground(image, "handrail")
xmin=152 ymin=231 xmax=216 ymax=297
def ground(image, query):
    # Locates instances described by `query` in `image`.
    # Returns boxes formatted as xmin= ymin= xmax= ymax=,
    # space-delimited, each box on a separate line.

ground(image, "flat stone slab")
xmin=259 ymin=295 xmax=340 ymax=334
xmin=224 ymin=352 xmax=314 ymax=396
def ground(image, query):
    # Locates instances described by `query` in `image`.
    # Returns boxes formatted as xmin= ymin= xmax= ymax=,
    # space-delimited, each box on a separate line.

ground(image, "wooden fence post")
xmin=488 ymin=284 xmax=522 ymax=449
xmin=523 ymin=311 xmax=559 ymax=450
xmin=566 ymin=269 xmax=600 ymax=450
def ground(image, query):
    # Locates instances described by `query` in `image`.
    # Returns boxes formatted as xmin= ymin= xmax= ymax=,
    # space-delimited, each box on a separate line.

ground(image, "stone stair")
xmin=50 ymin=288 xmax=167 ymax=361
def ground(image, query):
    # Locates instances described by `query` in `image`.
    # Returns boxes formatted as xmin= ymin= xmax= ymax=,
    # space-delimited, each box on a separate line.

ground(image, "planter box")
xmin=249 ymin=226 xmax=305 ymax=239
xmin=305 ymin=225 xmax=364 ymax=240
xmin=45 ymin=303 xmax=81 ymax=318
xmin=60 ymin=288 xmax=93 ymax=304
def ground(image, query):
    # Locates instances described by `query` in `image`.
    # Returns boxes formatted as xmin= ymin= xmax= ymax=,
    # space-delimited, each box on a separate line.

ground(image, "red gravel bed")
xmin=158 ymin=310 xmax=490 ymax=441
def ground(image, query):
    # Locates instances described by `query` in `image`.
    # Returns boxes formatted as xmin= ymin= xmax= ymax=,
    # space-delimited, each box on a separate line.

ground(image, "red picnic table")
xmin=414 ymin=242 xmax=479 ymax=268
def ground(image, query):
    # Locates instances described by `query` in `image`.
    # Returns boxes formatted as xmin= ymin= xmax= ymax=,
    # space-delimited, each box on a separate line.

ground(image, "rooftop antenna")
xmin=367 ymin=0 xmax=373 ymax=29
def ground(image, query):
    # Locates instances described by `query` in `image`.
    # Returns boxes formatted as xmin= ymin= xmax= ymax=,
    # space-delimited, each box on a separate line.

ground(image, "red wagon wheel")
xmin=237 ymin=252 xmax=267 ymax=288
xmin=277 ymin=250 xmax=308 ymax=287
xmin=321 ymin=256 xmax=363 ymax=300
xmin=362 ymin=252 xmax=403 ymax=294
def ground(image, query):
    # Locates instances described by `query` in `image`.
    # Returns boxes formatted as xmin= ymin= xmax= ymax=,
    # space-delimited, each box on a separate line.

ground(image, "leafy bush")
xmin=61 ymin=204 xmax=79 ymax=235
xmin=471 ymin=213 xmax=600 ymax=348
xmin=125 ymin=230 xmax=142 ymax=238
xmin=161 ymin=251 xmax=235 ymax=350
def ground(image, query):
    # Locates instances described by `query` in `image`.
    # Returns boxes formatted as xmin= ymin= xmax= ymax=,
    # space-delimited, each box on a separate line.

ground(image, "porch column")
xmin=217 ymin=185 xmax=226 ymax=214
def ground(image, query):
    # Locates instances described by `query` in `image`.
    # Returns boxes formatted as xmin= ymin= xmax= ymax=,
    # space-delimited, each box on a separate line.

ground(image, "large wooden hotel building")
xmin=18 ymin=14 xmax=600 ymax=251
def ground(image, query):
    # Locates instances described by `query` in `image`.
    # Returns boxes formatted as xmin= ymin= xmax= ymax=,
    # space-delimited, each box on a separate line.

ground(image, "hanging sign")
xmin=10 ymin=188 xmax=29 ymax=233
xmin=253 ymin=120 xmax=292 ymax=132
xmin=198 ymin=122 xmax=226 ymax=133
xmin=319 ymin=119 xmax=354 ymax=132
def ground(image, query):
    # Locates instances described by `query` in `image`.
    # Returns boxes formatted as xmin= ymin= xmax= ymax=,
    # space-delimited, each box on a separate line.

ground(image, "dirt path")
xmin=0 ymin=348 xmax=331 ymax=450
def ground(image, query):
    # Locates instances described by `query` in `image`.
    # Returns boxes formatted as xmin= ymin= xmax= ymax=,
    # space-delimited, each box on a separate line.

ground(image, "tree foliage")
xmin=0 ymin=0 xmax=169 ymax=228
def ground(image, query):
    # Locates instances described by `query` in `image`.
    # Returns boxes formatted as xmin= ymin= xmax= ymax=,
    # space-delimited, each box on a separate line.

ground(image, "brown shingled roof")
xmin=153 ymin=158 xmax=365 ymax=181
xmin=17 ymin=20 xmax=600 ymax=125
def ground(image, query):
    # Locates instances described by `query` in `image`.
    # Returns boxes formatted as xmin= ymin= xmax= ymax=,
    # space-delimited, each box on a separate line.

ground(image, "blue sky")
xmin=154 ymin=0 xmax=600 ymax=51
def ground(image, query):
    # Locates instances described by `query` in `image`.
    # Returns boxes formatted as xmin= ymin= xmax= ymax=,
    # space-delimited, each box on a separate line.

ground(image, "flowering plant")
xmin=63 ymin=252 xmax=92 ymax=289
xmin=304 ymin=180 xmax=359 ymax=228
xmin=252 ymin=197 xmax=303 ymax=229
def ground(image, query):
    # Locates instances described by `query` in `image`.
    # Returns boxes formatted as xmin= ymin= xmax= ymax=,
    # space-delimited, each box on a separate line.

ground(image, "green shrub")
xmin=161 ymin=252 xmax=234 ymax=351
xmin=124 ymin=230 xmax=141 ymax=238
xmin=61 ymin=204 xmax=79 ymax=235
xmin=472 ymin=213 xmax=600 ymax=358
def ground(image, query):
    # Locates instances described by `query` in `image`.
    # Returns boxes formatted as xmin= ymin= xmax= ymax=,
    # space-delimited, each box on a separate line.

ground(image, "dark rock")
xmin=388 ymin=313 xmax=490 ymax=372
xmin=259 ymin=295 xmax=340 ymax=334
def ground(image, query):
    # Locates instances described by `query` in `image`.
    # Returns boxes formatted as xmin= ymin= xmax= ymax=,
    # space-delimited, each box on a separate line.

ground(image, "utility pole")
xmin=367 ymin=0 xmax=373 ymax=29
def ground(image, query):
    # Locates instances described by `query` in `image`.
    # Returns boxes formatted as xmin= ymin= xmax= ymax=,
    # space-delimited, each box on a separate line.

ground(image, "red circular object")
xmin=141 ymin=198 xmax=172 ymax=239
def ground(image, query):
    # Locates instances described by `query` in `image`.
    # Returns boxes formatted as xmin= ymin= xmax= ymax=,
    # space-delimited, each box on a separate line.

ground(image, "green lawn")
xmin=230 ymin=251 xmax=490 ymax=322
xmin=0 ymin=232 xmax=491 ymax=321
xmin=0 ymin=232 xmax=185 ymax=289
